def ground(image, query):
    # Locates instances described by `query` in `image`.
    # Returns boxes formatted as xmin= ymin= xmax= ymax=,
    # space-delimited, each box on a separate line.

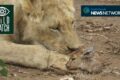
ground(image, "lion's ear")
xmin=20 ymin=0 xmax=33 ymax=14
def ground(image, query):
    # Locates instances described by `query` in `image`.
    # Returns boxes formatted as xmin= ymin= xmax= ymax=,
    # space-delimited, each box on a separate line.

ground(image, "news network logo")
xmin=81 ymin=5 xmax=120 ymax=17
xmin=0 ymin=5 xmax=14 ymax=34
xmin=83 ymin=7 xmax=90 ymax=14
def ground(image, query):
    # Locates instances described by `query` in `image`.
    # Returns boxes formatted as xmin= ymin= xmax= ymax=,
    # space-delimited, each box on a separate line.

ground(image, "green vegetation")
xmin=0 ymin=59 xmax=8 ymax=77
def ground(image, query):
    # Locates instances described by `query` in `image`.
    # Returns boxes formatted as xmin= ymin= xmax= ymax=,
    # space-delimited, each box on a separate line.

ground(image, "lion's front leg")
xmin=0 ymin=40 xmax=70 ymax=70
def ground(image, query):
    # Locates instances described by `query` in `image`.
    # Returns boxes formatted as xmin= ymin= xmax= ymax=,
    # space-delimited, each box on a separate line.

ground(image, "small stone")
xmin=60 ymin=76 xmax=74 ymax=80
xmin=11 ymin=73 xmax=17 ymax=77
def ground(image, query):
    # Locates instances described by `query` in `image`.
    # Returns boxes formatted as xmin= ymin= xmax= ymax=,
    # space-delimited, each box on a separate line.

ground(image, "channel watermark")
xmin=81 ymin=5 xmax=120 ymax=17
xmin=0 ymin=5 xmax=14 ymax=34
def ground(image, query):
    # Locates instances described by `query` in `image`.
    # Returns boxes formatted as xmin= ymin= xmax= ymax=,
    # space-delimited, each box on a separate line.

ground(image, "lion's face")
xmin=23 ymin=17 xmax=80 ymax=54
xmin=38 ymin=23 xmax=80 ymax=54
xmin=22 ymin=0 xmax=81 ymax=54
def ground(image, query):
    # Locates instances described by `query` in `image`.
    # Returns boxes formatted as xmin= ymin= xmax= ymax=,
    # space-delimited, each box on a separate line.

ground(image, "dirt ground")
xmin=1 ymin=0 xmax=120 ymax=80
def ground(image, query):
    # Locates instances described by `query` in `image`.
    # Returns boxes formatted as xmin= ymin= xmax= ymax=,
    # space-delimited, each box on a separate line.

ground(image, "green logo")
xmin=83 ymin=7 xmax=90 ymax=14
xmin=0 ymin=5 xmax=14 ymax=34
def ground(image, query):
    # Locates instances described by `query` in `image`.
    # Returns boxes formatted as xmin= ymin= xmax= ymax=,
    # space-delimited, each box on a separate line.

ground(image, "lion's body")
xmin=0 ymin=0 xmax=81 ymax=70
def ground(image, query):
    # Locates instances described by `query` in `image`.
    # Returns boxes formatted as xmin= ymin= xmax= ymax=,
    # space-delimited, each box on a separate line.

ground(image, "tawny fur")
xmin=0 ymin=0 xmax=81 ymax=70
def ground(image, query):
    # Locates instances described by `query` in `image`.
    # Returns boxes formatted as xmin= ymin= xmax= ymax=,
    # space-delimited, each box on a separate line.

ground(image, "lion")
xmin=0 ymin=0 xmax=82 ymax=71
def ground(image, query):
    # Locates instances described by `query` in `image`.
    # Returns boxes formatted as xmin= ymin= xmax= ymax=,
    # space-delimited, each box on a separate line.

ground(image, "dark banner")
xmin=81 ymin=5 xmax=120 ymax=17
xmin=0 ymin=5 xmax=14 ymax=34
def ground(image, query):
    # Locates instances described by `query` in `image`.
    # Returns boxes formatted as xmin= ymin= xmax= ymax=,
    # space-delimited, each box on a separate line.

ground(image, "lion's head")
xmin=18 ymin=0 xmax=82 ymax=54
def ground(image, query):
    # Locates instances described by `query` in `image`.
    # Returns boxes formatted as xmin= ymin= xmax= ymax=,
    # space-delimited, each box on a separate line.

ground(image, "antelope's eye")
xmin=72 ymin=21 xmax=74 ymax=24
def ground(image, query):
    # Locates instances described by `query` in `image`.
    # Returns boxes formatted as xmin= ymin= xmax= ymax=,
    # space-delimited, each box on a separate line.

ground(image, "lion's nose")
xmin=67 ymin=43 xmax=81 ymax=52
xmin=68 ymin=47 xmax=79 ymax=52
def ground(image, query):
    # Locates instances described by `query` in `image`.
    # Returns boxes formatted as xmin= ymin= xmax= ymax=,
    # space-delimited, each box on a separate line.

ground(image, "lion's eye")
xmin=50 ymin=27 xmax=60 ymax=32
xmin=71 ymin=21 xmax=75 ymax=29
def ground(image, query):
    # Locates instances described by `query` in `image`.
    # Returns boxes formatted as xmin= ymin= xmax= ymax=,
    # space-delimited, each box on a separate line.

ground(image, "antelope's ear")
xmin=20 ymin=0 xmax=33 ymax=14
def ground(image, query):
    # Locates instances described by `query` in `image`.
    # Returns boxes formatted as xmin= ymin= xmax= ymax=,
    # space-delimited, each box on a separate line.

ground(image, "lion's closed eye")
xmin=49 ymin=24 xmax=61 ymax=32
xmin=50 ymin=27 xmax=60 ymax=32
